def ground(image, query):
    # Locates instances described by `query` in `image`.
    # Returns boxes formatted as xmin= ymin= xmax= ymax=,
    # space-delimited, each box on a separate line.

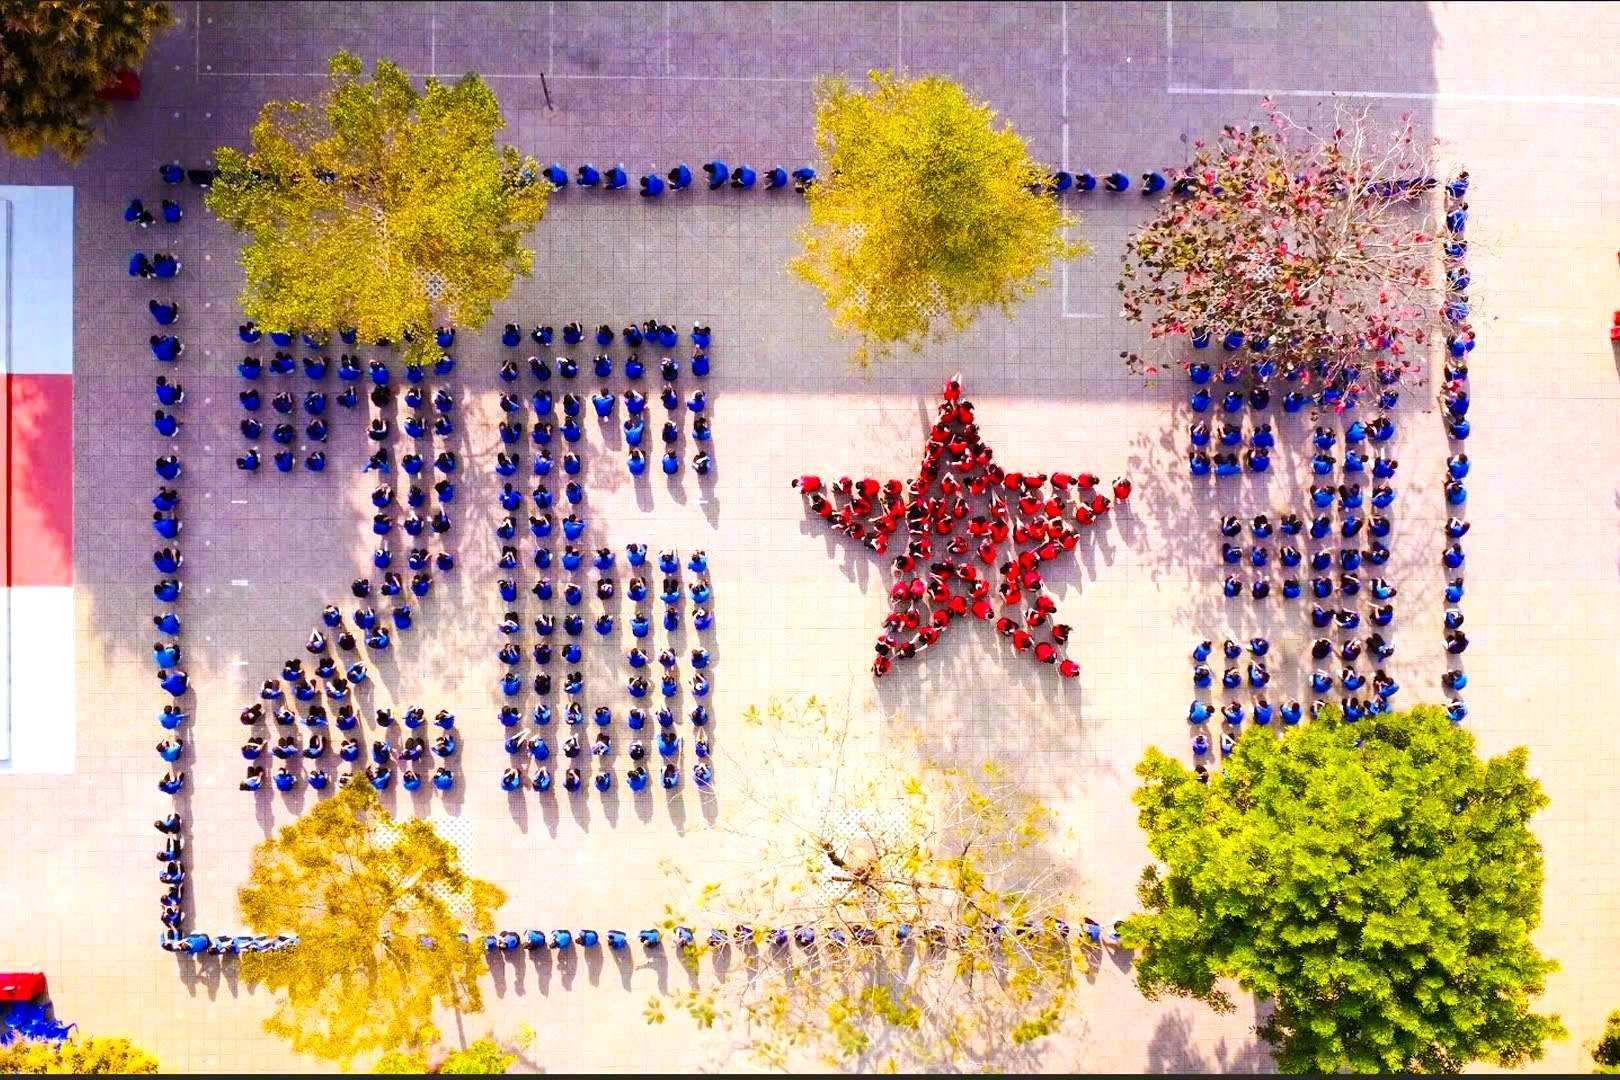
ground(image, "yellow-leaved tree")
xmin=0 ymin=1 xmax=172 ymax=162
xmin=207 ymin=51 xmax=548 ymax=363
xmin=238 ymin=783 xmax=506 ymax=1068
xmin=371 ymin=1028 xmax=533 ymax=1074
xmin=793 ymin=71 xmax=1085 ymax=365
xmin=0 ymin=1035 xmax=159 ymax=1074
xmin=648 ymin=697 xmax=1085 ymax=1072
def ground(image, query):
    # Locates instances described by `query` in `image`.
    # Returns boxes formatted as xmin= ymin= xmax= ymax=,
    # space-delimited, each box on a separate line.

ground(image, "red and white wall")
xmin=0 ymin=186 xmax=74 ymax=772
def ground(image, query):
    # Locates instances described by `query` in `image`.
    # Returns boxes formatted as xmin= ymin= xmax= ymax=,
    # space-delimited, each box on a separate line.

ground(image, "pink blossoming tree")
xmin=1119 ymin=100 xmax=1459 ymax=402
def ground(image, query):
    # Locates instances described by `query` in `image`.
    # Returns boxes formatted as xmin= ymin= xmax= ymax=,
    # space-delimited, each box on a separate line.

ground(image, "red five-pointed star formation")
xmin=794 ymin=378 xmax=1132 ymax=681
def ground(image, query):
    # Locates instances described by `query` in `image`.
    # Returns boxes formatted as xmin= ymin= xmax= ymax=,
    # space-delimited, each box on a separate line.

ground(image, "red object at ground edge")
xmin=0 ymin=972 xmax=47 ymax=1002
xmin=95 ymin=70 xmax=141 ymax=101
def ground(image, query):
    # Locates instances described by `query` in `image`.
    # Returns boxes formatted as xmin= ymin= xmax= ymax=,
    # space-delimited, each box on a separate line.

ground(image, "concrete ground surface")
xmin=1 ymin=1 xmax=1619 ymax=1072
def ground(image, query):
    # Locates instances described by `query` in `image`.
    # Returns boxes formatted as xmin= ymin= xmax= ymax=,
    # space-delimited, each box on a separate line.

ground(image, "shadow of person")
xmin=527 ymin=947 xmax=553 ymax=996
xmin=665 ymin=783 xmax=688 ymax=834
xmin=632 ymin=781 xmax=655 ymax=823
xmin=611 ymin=944 xmax=635 ymax=990
xmin=645 ymin=944 xmax=670 ymax=994
xmin=506 ymin=788 xmax=530 ymax=832
xmin=539 ymin=789 xmax=560 ymax=836
xmin=508 ymin=948 xmax=527 ymax=997
xmin=252 ymin=787 xmax=278 ymax=838
xmin=484 ymin=951 xmax=510 ymax=998
xmin=583 ymin=942 xmax=605 ymax=986
xmin=567 ymin=786 xmax=592 ymax=830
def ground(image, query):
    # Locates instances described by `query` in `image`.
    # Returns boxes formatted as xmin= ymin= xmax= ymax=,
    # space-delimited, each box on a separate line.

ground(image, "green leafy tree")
xmin=0 ymin=1035 xmax=159 ymax=1074
xmin=207 ymin=51 xmax=548 ymax=363
xmin=652 ymin=697 xmax=1084 ymax=1072
xmin=793 ymin=71 xmax=1085 ymax=366
xmin=239 ymin=783 xmax=507 ymax=1067
xmin=1592 ymin=1011 xmax=1620 ymax=1073
xmin=0 ymin=0 xmax=172 ymax=162
xmin=1124 ymin=704 xmax=1564 ymax=1074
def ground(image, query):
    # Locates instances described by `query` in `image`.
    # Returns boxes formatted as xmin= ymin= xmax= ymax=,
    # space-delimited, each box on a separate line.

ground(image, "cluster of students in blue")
xmin=535 ymin=162 xmax=1175 ymax=201
xmin=545 ymin=161 xmax=814 ymax=197
xmin=495 ymin=542 xmax=717 ymax=796
xmin=1044 ymin=169 xmax=1171 ymax=196
xmin=232 ymin=321 xmax=464 ymax=474
xmin=490 ymin=319 xmax=718 ymax=795
xmin=1180 ymin=172 xmax=1475 ymax=777
xmin=488 ymin=319 xmax=716 ymax=477
xmin=228 ymin=315 xmax=465 ymax=793
xmin=235 ymin=343 xmax=461 ymax=793
xmin=153 ymin=917 xmax=1131 ymax=961
xmin=518 ymin=161 xmax=1171 ymax=202
xmin=479 ymin=915 xmax=1127 ymax=957
xmin=135 ymin=163 xmax=217 ymax=954
xmin=1437 ymin=172 xmax=1473 ymax=714
xmin=1182 ymin=339 xmax=1406 ymax=480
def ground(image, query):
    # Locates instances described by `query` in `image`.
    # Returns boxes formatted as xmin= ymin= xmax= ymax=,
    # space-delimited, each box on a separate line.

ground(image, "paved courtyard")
xmin=2 ymin=1 xmax=1620 ymax=1072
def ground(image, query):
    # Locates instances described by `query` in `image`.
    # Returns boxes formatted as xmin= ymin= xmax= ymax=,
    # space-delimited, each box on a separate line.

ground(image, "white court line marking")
xmin=664 ymin=2 xmax=673 ymax=75
xmin=1163 ymin=0 xmax=1620 ymax=106
xmin=1058 ymin=0 xmax=1097 ymax=321
xmin=429 ymin=1 xmax=437 ymax=77
xmin=896 ymin=2 xmax=903 ymax=70
xmin=231 ymin=579 xmax=250 ymax=586
xmin=548 ymin=1 xmax=555 ymax=73
xmin=1163 ymin=0 xmax=1172 ymax=92
xmin=1170 ymin=86 xmax=1620 ymax=106
xmin=193 ymin=0 xmax=201 ymax=82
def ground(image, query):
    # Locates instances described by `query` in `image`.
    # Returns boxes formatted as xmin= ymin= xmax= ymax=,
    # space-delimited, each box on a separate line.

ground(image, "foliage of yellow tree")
xmin=0 ymin=1035 xmax=159 ymax=1074
xmin=793 ymin=72 xmax=1085 ymax=365
xmin=649 ymin=697 xmax=1085 ymax=1072
xmin=372 ymin=1029 xmax=532 ymax=1074
xmin=1593 ymin=1011 xmax=1620 ymax=1073
xmin=207 ymin=51 xmax=548 ymax=363
xmin=238 ymin=783 xmax=507 ymax=1067
xmin=0 ymin=0 xmax=172 ymax=162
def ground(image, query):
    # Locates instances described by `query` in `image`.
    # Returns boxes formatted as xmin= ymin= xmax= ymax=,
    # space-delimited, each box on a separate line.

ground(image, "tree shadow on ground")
xmin=1144 ymin=1008 xmax=1273 ymax=1074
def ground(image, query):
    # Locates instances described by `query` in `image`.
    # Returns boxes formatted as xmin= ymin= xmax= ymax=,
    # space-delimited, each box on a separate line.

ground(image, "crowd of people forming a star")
xmin=793 ymin=379 xmax=1131 ymax=682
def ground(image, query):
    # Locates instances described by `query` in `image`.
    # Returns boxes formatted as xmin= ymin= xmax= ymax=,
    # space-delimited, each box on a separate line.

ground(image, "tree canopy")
xmin=371 ymin=1031 xmax=530 ymax=1074
xmin=238 ymin=783 xmax=507 ymax=1067
xmin=650 ymin=697 xmax=1084 ymax=1072
xmin=207 ymin=51 xmax=548 ymax=363
xmin=0 ymin=0 xmax=172 ymax=162
xmin=793 ymin=71 xmax=1084 ymax=366
xmin=1593 ymin=1011 xmax=1620 ymax=1073
xmin=1124 ymin=704 xmax=1564 ymax=1074
xmin=1119 ymin=100 xmax=1447 ymax=394
xmin=0 ymin=1035 xmax=159 ymax=1074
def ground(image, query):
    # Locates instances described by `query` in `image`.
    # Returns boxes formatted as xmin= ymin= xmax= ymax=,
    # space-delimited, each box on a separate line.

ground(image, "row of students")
xmin=545 ymin=162 xmax=814 ymax=194
xmin=499 ymin=760 xmax=714 ymax=793
xmin=138 ymin=185 xmax=194 ymax=940
xmin=1439 ymin=173 xmax=1473 ymax=718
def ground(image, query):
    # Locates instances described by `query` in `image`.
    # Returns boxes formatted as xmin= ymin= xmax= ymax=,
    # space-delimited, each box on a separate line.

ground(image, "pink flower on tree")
xmin=1119 ymin=100 xmax=1461 ymax=398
